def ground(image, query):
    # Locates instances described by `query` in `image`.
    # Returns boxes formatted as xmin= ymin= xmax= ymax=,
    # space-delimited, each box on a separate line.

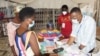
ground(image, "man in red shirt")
xmin=57 ymin=5 xmax=72 ymax=39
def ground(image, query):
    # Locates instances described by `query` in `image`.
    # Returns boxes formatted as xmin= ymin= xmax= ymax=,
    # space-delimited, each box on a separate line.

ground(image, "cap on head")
xmin=61 ymin=5 xmax=68 ymax=11
xmin=14 ymin=6 xmax=24 ymax=13
xmin=46 ymin=21 xmax=54 ymax=29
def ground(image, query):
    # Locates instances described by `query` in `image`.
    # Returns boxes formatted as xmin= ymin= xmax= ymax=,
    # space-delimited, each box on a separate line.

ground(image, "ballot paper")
xmin=56 ymin=41 xmax=91 ymax=56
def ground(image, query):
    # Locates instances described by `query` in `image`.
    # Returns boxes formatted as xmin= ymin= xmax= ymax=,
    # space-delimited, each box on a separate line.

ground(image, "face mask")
xmin=72 ymin=19 xmax=79 ymax=24
xmin=28 ymin=21 xmax=35 ymax=28
xmin=62 ymin=11 xmax=67 ymax=15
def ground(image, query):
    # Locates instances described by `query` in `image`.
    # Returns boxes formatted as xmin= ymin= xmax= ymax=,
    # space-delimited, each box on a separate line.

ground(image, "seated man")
xmin=67 ymin=7 xmax=96 ymax=53
xmin=54 ymin=7 xmax=96 ymax=55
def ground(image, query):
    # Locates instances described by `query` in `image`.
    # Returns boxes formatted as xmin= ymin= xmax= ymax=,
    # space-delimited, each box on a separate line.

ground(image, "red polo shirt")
xmin=57 ymin=13 xmax=72 ymax=39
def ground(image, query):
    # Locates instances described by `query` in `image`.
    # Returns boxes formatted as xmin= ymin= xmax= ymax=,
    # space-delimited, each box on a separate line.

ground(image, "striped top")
xmin=15 ymin=31 xmax=29 ymax=56
xmin=38 ymin=29 xmax=62 ymax=40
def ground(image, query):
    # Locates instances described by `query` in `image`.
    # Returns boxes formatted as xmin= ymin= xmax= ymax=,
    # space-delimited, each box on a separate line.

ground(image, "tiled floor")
xmin=0 ymin=37 xmax=100 ymax=56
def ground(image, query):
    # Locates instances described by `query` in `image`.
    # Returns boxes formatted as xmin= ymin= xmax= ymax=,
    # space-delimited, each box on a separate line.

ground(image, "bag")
xmin=25 ymin=31 xmax=40 ymax=56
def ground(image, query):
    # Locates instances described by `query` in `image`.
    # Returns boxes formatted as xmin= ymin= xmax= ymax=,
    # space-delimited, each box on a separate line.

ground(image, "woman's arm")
xmin=29 ymin=32 xmax=41 ymax=56
xmin=11 ymin=46 xmax=17 ymax=56
xmin=7 ymin=24 xmax=17 ymax=56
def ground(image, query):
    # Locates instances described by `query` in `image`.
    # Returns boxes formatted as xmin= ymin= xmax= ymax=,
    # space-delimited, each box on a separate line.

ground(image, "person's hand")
xmin=38 ymin=38 xmax=44 ymax=42
xmin=11 ymin=46 xmax=17 ymax=56
xmin=14 ymin=55 xmax=17 ymax=56
xmin=13 ymin=53 xmax=17 ymax=56
xmin=79 ymin=44 xmax=85 ymax=50
xmin=59 ymin=36 xmax=65 ymax=41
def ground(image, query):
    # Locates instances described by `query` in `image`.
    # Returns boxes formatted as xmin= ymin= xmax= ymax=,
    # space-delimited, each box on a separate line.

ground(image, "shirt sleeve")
xmin=81 ymin=20 xmax=96 ymax=46
xmin=57 ymin=16 xmax=62 ymax=25
xmin=70 ymin=24 xmax=77 ymax=38
xmin=7 ymin=23 xmax=15 ymax=46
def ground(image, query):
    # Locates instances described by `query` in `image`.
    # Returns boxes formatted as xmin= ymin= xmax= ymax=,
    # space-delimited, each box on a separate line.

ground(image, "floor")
xmin=0 ymin=37 xmax=13 ymax=56
xmin=0 ymin=37 xmax=100 ymax=56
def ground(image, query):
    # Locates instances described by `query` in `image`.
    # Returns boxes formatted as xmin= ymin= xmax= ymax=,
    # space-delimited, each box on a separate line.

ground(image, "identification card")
xmin=62 ymin=23 xmax=65 ymax=28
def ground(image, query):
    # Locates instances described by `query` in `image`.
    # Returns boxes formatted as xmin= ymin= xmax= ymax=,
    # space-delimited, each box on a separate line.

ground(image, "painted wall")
xmin=27 ymin=0 xmax=78 ymax=10
xmin=0 ymin=0 xmax=95 ymax=9
xmin=0 ymin=0 xmax=9 ymax=7
xmin=27 ymin=0 xmax=95 ymax=9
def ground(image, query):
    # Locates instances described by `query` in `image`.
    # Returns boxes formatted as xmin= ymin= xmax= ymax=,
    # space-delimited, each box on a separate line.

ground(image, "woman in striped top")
xmin=15 ymin=7 xmax=41 ymax=56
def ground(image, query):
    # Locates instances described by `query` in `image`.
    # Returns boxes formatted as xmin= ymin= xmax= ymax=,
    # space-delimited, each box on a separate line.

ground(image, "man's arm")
xmin=79 ymin=19 xmax=96 ymax=50
xmin=57 ymin=16 xmax=62 ymax=30
xmin=67 ymin=36 xmax=85 ymax=50
xmin=79 ymin=44 xmax=85 ymax=50
xmin=67 ymin=36 xmax=75 ymax=45
xmin=67 ymin=23 xmax=76 ymax=46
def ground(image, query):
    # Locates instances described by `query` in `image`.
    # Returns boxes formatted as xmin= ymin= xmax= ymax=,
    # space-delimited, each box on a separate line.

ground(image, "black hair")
xmin=19 ymin=7 xmax=35 ymax=22
xmin=46 ymin=21 xmax=54 ymax=29
xmin=61 ymin=5 xmax=68 ymax=11
xmin=70 ymin=7 xmax=81 ymax=14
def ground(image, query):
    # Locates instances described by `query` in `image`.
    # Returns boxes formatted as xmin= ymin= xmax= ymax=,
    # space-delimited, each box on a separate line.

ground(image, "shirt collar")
xmin=80 ymin=15 xmax=86 ymax=25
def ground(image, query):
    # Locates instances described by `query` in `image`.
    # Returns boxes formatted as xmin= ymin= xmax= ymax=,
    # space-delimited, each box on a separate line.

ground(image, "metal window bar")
xmin=0 ymin=8 xmax=61 ymax=34
xmin=33 ymin=8 xmax=60 ymax=32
